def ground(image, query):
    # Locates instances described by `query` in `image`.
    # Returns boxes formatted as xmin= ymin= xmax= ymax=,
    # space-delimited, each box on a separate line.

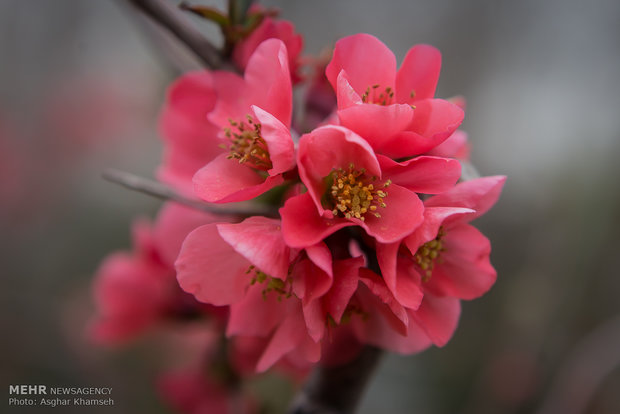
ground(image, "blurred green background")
xmin=1 ymin=0 xmax=619 ymax=413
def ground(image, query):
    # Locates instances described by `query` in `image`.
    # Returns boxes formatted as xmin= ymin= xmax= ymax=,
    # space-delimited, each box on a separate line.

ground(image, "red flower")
xmin=193 ymin=39 xmax=296 ymax=203
xmin=325 ymin=34 xmax=464 ymax=158
xmin=280 ymin=125 xmax=461 ymax=247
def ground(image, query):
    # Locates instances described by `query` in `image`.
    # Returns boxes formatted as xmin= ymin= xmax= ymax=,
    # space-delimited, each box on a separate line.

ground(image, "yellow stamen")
xmin=413 ymin=227 xmax=446 ymax=282
xmin=325 ymin=164 xmax=389 ymax=221
xmin=225 ymin=115 xmax=272 ymax=171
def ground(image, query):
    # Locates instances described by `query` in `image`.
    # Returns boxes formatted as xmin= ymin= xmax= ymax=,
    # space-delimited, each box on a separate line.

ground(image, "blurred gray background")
xmin=1 ymin=0 xmax=619 ymax=413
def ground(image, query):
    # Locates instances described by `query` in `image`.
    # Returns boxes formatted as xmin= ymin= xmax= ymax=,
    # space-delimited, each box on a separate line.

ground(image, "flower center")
xmin=246 ymin=265 xmax=292 ymax=300
xmin=413 ymin=227 xmax=446 ymax=282
xmin=325 ymin=164 xmax=390 ymax=221
xmin=361 ymin=84 xmax=394 ymax=106
xmin=224 ymin=116 xmax=272 ymax=171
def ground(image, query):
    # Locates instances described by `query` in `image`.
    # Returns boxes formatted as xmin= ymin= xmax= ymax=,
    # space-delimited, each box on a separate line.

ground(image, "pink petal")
xmin=326 ymin=34 xmax=396 ymax=97
xmin=376 ymin=242 xmax=424 ymax=310
xmin=404 ymin=206 xmax=475 ymax=254
xmin=193 ymin=153 xmax=284 ymax=203
xmin=336 ymin=71 xmax=362 ymax=109
xmin=291 ymin=258 xmax=332 ymax=304
xmin=153 ymin=203 xmax=223 ymax=268
xmin=280 ymin=193 xmax=355 ymax=248
xmin=302 ymin=298 xmax=326 ymax=342
xmin=251 ymin=105 xmax=295 ymax=175
xmin=158 ymin=72 xmax=221 ymax=192
xmin=359 ymin=184 xmax=423 ymax=243
xmin=358 ymin=268 xmax=408 ymax=328
xmin=256 ymin=308 xmax=307 ymax=372
xmin=298 ymin=125 xmax=381 ymax=214
xmin=244 ymin=39 xmax=293 ymax=127
xmin=305 ymin=242 xmax=333 ymax=277
xmin=337 ymin=103 xmax=414 ymax=149
xmin=227 ymin=282 xmax=289 ymax=337
xmin=426 ymin=224 xmax=496 ymax=299
xmin=395 ymin=44 xmax=441 ymax=103
xmin=226 ymin=284 xmax=291 ymax=337
xmin=408 ymin=98 xmax=464 ymax=143
xmin=175 ymin=224 xmax=250 ymax=305
xmin=207 ymin=71 xmax=249 ymax=127
xmin=324 ymin=256 xmax=364 ymax=323
xmin=411 ymin=294 xmax=461 ymax=347
xmin=352 ymin=283 xmax=432 ymax=354
xmin=424 ymin=175 xmax=507 ymax=221
xmin=427 ymin=129 xmax=470 ymax=160
xmin=217 ymin=217 xmax=290 ymax=280
xmin=378 ymin=155 xmax=461 ymax=194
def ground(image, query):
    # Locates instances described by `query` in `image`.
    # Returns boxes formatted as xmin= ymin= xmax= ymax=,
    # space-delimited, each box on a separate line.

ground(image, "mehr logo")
xmin=9 ymin=385 xmax=47 ymax=395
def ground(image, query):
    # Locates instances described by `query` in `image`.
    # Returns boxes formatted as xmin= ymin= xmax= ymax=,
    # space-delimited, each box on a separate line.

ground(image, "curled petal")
xmin=326 ymin=33 xmax=396 ymax=97
xmin=395 ymin=44 xmax=442 ymax=103
xmin=377 ymin=155 xmax=461 ymax=194
xmin=217 ymin=217 xmax=290 ymax=280
xmin=193 ymin=153 xmax=284 ymax=203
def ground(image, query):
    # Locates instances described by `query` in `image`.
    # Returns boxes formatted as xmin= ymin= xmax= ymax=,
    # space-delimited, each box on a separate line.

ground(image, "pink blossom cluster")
xmin=92 ymin=17 xmax=504 ymax=413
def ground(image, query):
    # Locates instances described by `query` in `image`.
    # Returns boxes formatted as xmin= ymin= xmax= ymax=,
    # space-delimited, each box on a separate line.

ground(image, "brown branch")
xmin=288 ymin=346 xmax=383 ymax=414
xmin=126 ymin=0 xmax=223 ymax=69
xmin=102 ymin=168 xmax=278 ymax=217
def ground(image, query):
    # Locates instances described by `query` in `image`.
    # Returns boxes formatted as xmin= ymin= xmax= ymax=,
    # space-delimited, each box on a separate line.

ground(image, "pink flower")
xmin=280 ymin=125 xmax=461 ymax=247
xmin=233 ymin=17 xmax=304 ymax=84
xmin=193 ymin=39 xmax=296 ymax=203
xmin=325 ymin=34 xmax=464 ymax=158
xmin=90 ymin=204 xmax=227 ymax=343
xmin=175 ymin=215 xmax=365 ymax=371
xmin=358 ymin=176 xmax=506 ymax=351
xmin=158 ymin=71 xmax=224 ymax=194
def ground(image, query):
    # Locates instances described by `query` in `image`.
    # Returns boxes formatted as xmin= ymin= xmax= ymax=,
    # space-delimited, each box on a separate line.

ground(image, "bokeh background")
xmin=1 ymin=0 xmax=619 ymax=413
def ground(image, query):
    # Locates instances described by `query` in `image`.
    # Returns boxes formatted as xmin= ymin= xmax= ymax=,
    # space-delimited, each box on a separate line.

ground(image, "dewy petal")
xmin=326 ymin=33 xmax=397 ymax=97
xmin=395 ymin=44 xmax=442 ymax=103
xmin=251 ymin=105 xmax=295 ymax=175
xmin=217 ymin=217 xmax=291 ymax=280
xmin=244 ymin=39 xmax=293 ymax=127
xmin=427 ymin=224 xmax=496 ymax=300
xmin=175 ymin=224 xmax=250 ymax=306
xmin=193 ymin=153 xmax=284 ymax=203
xmin=337 ymin=103 xmax=414 ymax=149
xmin=280 ymin=193 xmax=355 ymax=248
xmin=410 ymin=294 xmax=461 ymax=347
xmin=377 ymin=155 xmax=461 ymax=194
xmin=359 ymin=184 xmax=424 ymax=243
xmin=298 ymin=125 xmax=381 ymax=214
xmin=424 ymin=176 xmax=507 ymax=221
